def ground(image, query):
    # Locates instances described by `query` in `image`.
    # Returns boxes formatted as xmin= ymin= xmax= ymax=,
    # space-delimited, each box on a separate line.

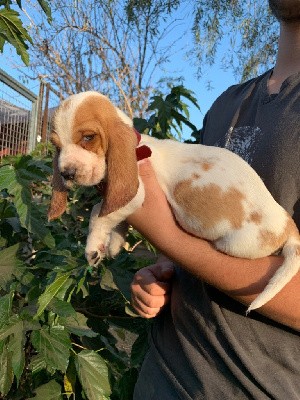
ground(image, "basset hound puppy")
xmin=48 ymin=91 xmax=300 ymax=312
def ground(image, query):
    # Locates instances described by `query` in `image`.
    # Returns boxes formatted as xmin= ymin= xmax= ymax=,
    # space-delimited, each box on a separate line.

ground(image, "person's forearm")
xmin=127 ymin=160 xmax=300 ymax=330
xmin=129 ymin=213 xmax=300 ymax=330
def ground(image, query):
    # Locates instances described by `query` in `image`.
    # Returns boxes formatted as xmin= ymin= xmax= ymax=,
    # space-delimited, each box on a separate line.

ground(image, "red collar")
xmin=135 ymin=129 xmax=152 ymax=161
xmin=135 ymin=129 xmax=142 ymax=144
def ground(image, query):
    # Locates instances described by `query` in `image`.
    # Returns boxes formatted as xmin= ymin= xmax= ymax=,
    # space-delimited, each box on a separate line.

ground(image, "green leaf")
xmin=0 ymin=292 xmax=13 ymax=329
xmin=75 ymin=350 xmax=111 ymax=400
xmin=0 ymin=315 xmax=23 ymax=342
xmin=0 ymin=343 xmax=14 ymax=396
xmin=28 ymin=380 xmax=63 ymax=400
xmin=8 ymin=326 xmax=25 ymax=383
xmin=30 ymin=353 xmax=55 ymax=375
xmin=0 ymin=164 xmax=55 ymax=246
xmin=100 ymin=268 xmax=118 ymax=291
xmin=133 ymin=117 xmax=150 ymax=134
xmin=103 ymin=256 xmax=135 ymax=302
xmin=48 ymin=298 xmax=76 ymax=318
xmin=0 ymin=8 xmax=31 ymax=65
xmin=31 ymin=325 xmax=71 ymax=373
xmin=37 ymin=0 xmax=52 ymax=23
xmin=35 ymin=272 xmax=73 ymax=318
xmin=0 ymin=244 xmax=22 ymax=288
xmin=60 ymin=312 xmax=98 ymax=338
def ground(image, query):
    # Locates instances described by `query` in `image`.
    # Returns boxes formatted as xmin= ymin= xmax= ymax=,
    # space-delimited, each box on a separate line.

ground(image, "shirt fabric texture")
xmin=133 ymin=70 xmax=300 ymax=400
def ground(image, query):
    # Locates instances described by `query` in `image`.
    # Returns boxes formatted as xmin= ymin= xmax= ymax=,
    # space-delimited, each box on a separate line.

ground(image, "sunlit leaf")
xmin=35 ymin=272 xmax=73 ymax=318
xmin=60 ymin=312 xmax=98 ymax=338
xmin=28 ymin=380 xmax=63 ymax=400
xmin=0 ymin=8 xmax=31 ymax=65
xmin=75 ymin=350 xmax=111 ymax=400
xmin=0 ymin=244 xmax=22 ymax=288
xmin=0 ymin=343 xmax=14 ymax=396
xmin=31 ymin=325 xmax=71 ymax=373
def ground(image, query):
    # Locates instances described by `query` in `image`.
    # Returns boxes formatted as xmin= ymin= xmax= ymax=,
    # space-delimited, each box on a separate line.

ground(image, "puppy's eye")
xmin=83 ymin=134 xmax=96 ymax=142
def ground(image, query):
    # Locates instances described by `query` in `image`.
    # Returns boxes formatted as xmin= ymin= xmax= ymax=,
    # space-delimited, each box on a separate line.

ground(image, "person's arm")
xmin=128 ymin=159 xmax=300 ymax=330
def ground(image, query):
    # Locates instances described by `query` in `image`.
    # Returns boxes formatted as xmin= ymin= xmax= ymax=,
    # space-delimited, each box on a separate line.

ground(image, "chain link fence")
xmin=0 ymin=69 xmax=61 ymax=160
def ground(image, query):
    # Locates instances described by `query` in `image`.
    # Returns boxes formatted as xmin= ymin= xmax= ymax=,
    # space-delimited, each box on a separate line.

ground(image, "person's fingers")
xmin=131 ymin=292 xmax=171 ymax=319
xmin=131 ymin=264 xmax=174 ymax=296
xmin=130 ymin=262 xmax=175 ymax=318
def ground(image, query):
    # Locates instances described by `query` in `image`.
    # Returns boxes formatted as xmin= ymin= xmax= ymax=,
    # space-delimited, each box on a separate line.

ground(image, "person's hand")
xmin=131 ymin=259 xmax=175 ymax=318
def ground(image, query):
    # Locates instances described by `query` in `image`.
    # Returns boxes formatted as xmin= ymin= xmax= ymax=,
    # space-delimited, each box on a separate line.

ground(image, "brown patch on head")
xmin=72 ymin=95 xmax=114 ymax=156
xmin=72 ymin=94 xmax=139 ymax=216
xmin=173 ymin=180 xmax=245 ymax=230
xmin=249 ymin=211 xmax=263 ymax=225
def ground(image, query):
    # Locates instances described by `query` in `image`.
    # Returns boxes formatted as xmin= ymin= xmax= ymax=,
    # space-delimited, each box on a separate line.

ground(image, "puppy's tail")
xmin=247 ymin=234 xmax=300 ymax=313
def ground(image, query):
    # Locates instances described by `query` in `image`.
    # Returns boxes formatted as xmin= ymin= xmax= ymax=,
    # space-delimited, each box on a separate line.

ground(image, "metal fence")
xmin=0 ymin=69 xmax=61 ymax=159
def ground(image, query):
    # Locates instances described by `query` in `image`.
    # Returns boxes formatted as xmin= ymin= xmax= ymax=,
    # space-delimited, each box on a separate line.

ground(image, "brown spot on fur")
xmin=181 ymin=158 xmax=215 ymax=171
xmin=259 ymin=214 xmax=300 ymax=252
xmin=192 ymin=173 xmax=201 ymax=180
xmin=249 ymin=211 xmax=262 ymax=224
xmin=173 ymin=180 xmax=245 ymax=230
xmin=259 ymin=229 xmax=286 ymax=252
xmin=201 ymin=161 xmax=214 ymax=171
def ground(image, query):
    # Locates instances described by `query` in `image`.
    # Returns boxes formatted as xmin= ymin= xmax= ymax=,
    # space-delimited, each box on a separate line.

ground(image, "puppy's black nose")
xmin=61 ymin=169 xmax=76 ymax=181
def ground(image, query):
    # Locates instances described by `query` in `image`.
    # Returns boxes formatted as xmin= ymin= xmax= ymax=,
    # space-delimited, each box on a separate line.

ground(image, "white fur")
xmin=53 ymin=92 xmax=300 ymax=313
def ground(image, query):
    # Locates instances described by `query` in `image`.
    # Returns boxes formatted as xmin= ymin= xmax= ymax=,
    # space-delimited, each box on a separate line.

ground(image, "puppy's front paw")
xmin=85 ymin=243 xmax=106 ymax=266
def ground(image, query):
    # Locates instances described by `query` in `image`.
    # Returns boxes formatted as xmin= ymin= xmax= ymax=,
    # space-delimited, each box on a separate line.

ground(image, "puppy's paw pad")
xmin=85 ymin=244 xmax=106 ymax=267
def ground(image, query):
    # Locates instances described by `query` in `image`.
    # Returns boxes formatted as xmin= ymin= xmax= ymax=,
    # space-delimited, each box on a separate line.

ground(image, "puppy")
xmin=48 ymin=91 xmax=300 ymax=312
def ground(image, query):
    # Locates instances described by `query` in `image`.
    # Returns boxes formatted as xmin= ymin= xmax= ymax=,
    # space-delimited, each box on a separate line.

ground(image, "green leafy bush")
xmin=0 ymin=150 xmax=152 ymax=399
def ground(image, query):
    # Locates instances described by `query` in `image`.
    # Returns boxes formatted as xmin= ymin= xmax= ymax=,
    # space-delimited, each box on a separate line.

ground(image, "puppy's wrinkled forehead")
xmin=54 ymin=91 xmax=111 ymax=145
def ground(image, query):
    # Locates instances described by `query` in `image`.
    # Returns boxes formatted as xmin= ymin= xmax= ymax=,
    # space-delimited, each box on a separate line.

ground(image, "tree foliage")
xmin=0 ymin=0 xmax=51 ymax=65
xmin=0 ymin=87 xmax=199 ymax=399
xmin=190 ymin=0 xmax=278 ymax=80
xmin=25 ymin=0 xmax=184 ymax=117
xmin=3 ymin=1 xmax=279 ymax=84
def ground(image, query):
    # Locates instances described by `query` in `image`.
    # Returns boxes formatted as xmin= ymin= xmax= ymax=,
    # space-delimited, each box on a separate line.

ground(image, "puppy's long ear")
xmin=99 ymin=121 xmax=139 ymax=217
xmin=48 ymin=150 xmax=68 ymax=221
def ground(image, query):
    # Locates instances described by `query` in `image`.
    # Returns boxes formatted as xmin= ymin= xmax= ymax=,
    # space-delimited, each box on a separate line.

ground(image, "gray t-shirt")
xmin=133 ymin=70 xmax=300 ymax=400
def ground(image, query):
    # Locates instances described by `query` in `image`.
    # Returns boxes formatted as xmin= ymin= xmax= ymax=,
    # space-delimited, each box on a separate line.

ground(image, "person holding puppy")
xmin=128 ymin=1 xmax=300 ymax=398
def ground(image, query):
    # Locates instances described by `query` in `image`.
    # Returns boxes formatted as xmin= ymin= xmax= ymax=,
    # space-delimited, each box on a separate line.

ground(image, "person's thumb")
xmin=138 ymin=158 xmax=155 ymax=178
